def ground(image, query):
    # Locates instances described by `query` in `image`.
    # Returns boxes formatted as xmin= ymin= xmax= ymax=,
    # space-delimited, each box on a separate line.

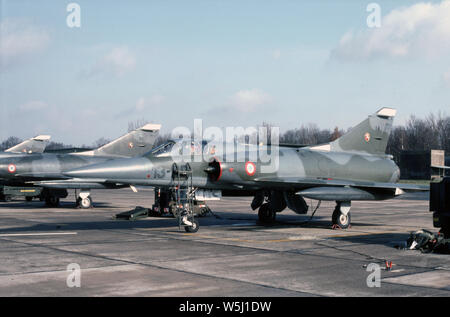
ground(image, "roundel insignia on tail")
xmin=245 ymin=161 xmax=256 ymax=176
xmin=364 ymin=133 xmax=371 ymax=143
xmin=8 ymin=164 xmax=16 ymax=173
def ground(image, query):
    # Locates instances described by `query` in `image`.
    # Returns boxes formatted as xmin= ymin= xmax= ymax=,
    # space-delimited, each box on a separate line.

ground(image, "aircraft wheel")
xmin=185 ymin=219 xmax=199 ymax=233
xmin=440 ymin=218 xmax=450 ymax=239
xmin=332 ymin=208 xmax=351 ymax=229
xmin=258 ymin=203 xmax=276 ymax=224
xmin=197 ymin=206 xmax=210 ymax=217
xmin=45 ymin=196 xmax=60 ymax=208
xmin=150 ymin=206 xmax=163 ymax=217
xmin=79 ymin=196 xmax=92 ymax=209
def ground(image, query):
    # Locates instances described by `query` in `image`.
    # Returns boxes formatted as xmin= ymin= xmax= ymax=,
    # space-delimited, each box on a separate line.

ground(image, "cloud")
xmin=135 ymin=95 xmax=165 ymax=112
xmin=8 ymin=100 xmax=76 ymax=138
xmin=0 ymin=19 xmax=50 ymax=69
xmin=115 ymin=95 xmax=165 ymax=118
xmin=230 ymin=89 xmax=272 ymax=113
xmin=86 ymin=46 xmax=136 ymax=77
xmin=272 ymin=49 xmax=281 ymax=60
xmin=443 ymin=69 xmax=450 ymax=86
xmin=18 ymin=100 xmax=49 ymax=112
xmin=331 ymin=0 xmax=450 ymax=61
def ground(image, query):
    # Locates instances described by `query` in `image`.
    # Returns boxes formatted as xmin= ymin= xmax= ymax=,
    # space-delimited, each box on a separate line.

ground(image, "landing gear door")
xmin=195 ymin=189 xmax=222 ymax=201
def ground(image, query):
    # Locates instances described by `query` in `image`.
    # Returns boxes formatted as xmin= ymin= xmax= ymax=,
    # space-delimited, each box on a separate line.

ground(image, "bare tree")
xmin=330 ymin=127 xmax=343 ymax=142
xmin=153 ymin=132 xmax=171 ymax=148
xmin=386 ymin=112 xmax=450 ymax=161
xmin=92 ymin=137 xmax=111 ymax=148
xmin=45 ymin=141 xmax=73 ymax=151
xmin=280 ymin=123 xmax=333 ymax=145
xmin=0 ymin=136 xmax=22 ymax=151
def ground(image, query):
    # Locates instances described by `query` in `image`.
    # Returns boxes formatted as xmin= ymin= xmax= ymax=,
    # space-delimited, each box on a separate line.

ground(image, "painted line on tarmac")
xmin=0 ymin=232 xmax=78 ymax=237
xmin=208 ymin=222 xmax=256 ymax=227
xmin=180 ymin=233 xmax=319 ymax=244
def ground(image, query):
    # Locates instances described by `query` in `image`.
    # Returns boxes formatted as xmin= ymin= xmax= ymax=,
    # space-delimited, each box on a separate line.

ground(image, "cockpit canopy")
xmin=151 ymin=140 xmax=176 ymax=157
xmin=150 ymin=139 xmax=213 ymax=158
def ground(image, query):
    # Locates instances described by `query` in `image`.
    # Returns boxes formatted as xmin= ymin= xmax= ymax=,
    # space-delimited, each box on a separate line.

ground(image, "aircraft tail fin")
xmin=90 ymin=123 xmax=161 ymax=157
xmin=310 ymin=108 xmax=396 ymax=155
xmin=5 ymin=135 xmax=51 ymax=154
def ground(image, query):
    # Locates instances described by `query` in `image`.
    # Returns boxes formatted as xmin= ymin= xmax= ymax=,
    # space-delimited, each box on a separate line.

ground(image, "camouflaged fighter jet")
xmin=0 ymin=135 xmax=51 ymax=201
xmin=0 ymin=124 xmax=161 ymax=208
xmin=64 ymin=108 xmax=428 ymax=230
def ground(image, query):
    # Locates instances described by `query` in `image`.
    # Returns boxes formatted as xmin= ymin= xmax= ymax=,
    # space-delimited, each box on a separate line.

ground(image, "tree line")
xmin=1 ymin=113 xmax=449 ymax=157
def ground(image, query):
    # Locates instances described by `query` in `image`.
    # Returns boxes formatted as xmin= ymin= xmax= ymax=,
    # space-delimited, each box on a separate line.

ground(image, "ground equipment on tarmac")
xmin=172 ymin=163 xmax=199 ymax=233
xmin=115 ymin=206 xmax=150 ymax=221
xmin=151 ymin=187 xmax=211 ymax=217
xmin=407 ymin=229 xmax=450 ymax=253
xmin=430 ymin=177 xmax=450 ymax=238
xmin=0 ymin=185 xmax=43 ymax=202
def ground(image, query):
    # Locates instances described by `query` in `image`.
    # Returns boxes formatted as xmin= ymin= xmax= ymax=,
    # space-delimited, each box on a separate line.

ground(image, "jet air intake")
xmin=204 ymin=159 xmax=221 ymax=182
xmin=204 ymin=159 xmax=248 ymax=183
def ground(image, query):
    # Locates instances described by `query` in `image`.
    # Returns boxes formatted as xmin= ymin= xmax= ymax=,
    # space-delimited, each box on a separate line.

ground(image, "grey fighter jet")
xmin=3 ymin=135 xmax=51 ymax=154
xmin=0 ymin=124 xmax=161 ymax=207
xmin=0 ymin=135 xmax=51 ymax=201
xmin=64 ymin=108 xmax=427 ymax=230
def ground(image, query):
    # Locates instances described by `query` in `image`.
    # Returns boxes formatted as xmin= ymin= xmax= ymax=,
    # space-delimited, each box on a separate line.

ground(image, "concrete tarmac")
xmin=0 ymin=189 xmax=448 ymax=296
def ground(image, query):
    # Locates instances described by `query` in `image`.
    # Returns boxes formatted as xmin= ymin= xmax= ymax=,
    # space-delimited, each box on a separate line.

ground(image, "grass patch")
xmin=399 ymin=179 xmax=432 ymax=186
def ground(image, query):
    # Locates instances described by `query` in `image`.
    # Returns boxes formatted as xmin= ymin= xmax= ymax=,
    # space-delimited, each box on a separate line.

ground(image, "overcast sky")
xmin=1 ymin=0 xmax=449 ymax=145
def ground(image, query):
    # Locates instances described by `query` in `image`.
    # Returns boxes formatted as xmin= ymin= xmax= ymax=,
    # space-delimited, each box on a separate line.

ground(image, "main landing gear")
xmin=257 ymin=197 xmax=352 ymax=229
xmin=332 ymin=201 xmax=351 ymax=229
xmin=256 ymin=191 xmax=286 ymax=225
xmin=76 ymin=190 xmax=93 ymax=209
xmin=45 ymin=195 xmax=60 ymax=207
xmin=258 ymin=203 xmax=276 ymax=224
xmin=42 ymin=189 xmax=68 ymax=208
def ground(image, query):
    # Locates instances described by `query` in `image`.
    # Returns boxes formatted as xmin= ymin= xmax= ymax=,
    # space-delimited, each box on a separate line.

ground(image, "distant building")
xmin=398 ymin=150 xmax=447 ymax=180
xmin=398 ymin=151 xmax=430 ymax=179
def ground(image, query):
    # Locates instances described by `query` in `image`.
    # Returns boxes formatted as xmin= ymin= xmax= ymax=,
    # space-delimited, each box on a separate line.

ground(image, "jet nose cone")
xmin=64 ymin=157 xmax=152 ymax=180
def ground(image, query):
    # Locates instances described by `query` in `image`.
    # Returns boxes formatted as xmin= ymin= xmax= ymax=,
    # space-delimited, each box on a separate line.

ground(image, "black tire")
xmin=202 ymin=206 xmax=211 ymax=216
xmin=332 ymin=208 xmax=351 ymax=229
xmin=196 ymin=206 xmax=210 ymax=217
xmin=25 ymin=196 xmax=33 ymax=202
xmin=45 ymin=196 xmax=60 ymax=208
xmin=258 ymin=203 xmax=276 ymax=224
xmin=185 ymin=219 xmax=199 ymax=233
xmin=149 ymin=206 xmax=163 ymax=217
xmin=441 ymin=227 xmax=450 ymax=239
xmin=4 ymin=195 xmax=12 ymax=202
xmin=441 ymin=218 xmax=450 ymax=239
